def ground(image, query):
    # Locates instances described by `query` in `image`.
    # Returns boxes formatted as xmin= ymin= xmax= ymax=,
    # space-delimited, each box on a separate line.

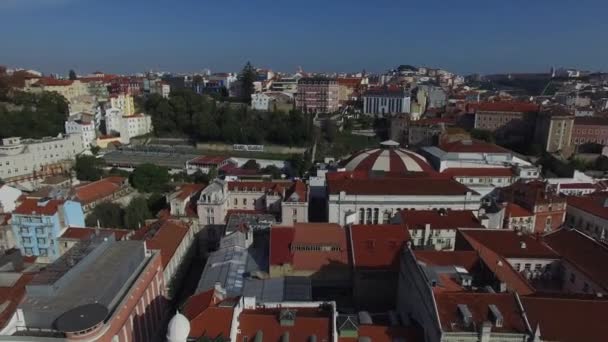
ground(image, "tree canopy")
xmin=238 ymin=61 xmax=256 ymax=104
xmin=144 ymin=90 xmax=312 ymax=146
xmin=68 ymin=69 xmax=77 ymax=80
xmin=130 ymin=164 xmax=170 ymax=193
xmin=74 ymin=155 xmax=105 ymax=181
xmin=124 ymin=196 xmax=152 ymax=229
xmin=0 ymin=91 xmax=69 ymax=139
xmin=85 ymin=202 xmax=124 ymax=228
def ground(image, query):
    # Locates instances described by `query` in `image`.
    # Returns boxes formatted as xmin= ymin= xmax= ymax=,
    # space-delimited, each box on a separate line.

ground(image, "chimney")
xmin=213 ymin=282 xmax=226 ymax=303
xmin=488 ymin=304 xmax=503 ymax=327
xmin=457 ymin=304 xmax=473 ymax=327
xmin=480 ymin=321 xmax=492 ymax=342
xmin=520 ymin=241 xmax=527 ymax=249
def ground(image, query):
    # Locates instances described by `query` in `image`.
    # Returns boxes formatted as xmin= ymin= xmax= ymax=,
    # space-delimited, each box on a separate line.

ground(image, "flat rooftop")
xmin=20 ymin=238 xmax=149 ymax=330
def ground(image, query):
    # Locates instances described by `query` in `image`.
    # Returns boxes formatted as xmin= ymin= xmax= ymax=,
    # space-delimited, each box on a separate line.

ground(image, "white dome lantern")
xmin=166 ymin=310 xmax=190 ymax=342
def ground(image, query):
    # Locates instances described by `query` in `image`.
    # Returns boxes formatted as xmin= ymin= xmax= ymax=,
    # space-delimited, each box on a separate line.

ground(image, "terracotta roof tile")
xmin=414 ymin=250 xmax=481 ymax=270
xmin=60 ymin=227 xmax=132 ymax=240
xmin=349 ymin=224 xmax=410 ymax=270
xmin=434 ymin=292 xmax=527 ymax=333
xmin=544 ymin=229 xmax=608 ymax=290
xmin=522 ymin=296 xmax=608 ymax=342
xmin=567 ymin=194 xmax=608 ymax=220
xmin=0 ymin=273 xmax=35 ymax=330
xmin=71 ymin=176 xmax=126 ymax=205
xmin=459 ymin=229 xmax=558 ymax=259
xmin=327 ymin=176 xmax=476 ymax=196
xmin=505 ymin=202 xmax=534 ymax=218
xmin=237 ymin=307 xmax=332 ymax=342
xmin=13 ymin=198 xmax=63 ymax=216
xmin=474 ymin=101 xmax=540 ymax=113
xmin=269 ymin=227 xmax=295 ymax=265
xmin=270 ymin=223 xmax=349 ymax=271
xmin=174 ymin=183 xmax=206 ymax=201
xmin=399 ymin=210 xmax=484 ymax=230
xmin=132 ymin=219 xmax=190 ymax=269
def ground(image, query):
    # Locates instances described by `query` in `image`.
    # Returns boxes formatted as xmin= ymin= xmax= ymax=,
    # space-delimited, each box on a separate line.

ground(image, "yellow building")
xmin=27 ymin=78 xmax=89 ymax=102
xmin=109 ymin=93 xmax=135 ymax=116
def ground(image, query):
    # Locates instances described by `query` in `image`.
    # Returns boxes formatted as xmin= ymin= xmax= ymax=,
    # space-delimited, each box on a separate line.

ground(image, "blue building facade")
xmin=11 ymin=198 xmax=85 ymax=261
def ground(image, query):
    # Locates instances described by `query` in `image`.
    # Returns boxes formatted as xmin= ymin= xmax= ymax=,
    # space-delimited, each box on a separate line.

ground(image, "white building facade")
xmin=65 ymin=115 xmax=97 ymax=149
xmin=362 ymin=88 xmax=411 ymax=116
xmin=0 ymin=135 xmax=84 ymax=181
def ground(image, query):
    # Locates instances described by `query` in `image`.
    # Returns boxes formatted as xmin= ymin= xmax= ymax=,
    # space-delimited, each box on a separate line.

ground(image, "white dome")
xmin=166 ymin=311 xmax=190 ymax=342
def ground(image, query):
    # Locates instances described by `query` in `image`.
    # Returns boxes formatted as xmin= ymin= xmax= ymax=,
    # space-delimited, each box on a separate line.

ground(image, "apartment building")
xmin=0 ymin=135 xmax=84 ymax=181
xmin=296 ymin=77 xmax=339 ymax=113
xmin=11 ymin=198 xmax=84 ymax=262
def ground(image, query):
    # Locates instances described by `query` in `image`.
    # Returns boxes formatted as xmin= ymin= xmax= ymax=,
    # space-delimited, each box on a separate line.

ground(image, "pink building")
xmin=296 ymin=77 xmax=339 ymax=113
xmin=571 ymin=117 xmax=608 ymax=146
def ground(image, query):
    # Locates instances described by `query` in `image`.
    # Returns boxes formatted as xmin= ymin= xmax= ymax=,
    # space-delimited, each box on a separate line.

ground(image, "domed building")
xmin=326 ymin=141 xmax=482 ymax=225
xmin=341 ymin=140 xmax=435 ymax=174
xmin=166 ymin=311 xmax=191 ymax=342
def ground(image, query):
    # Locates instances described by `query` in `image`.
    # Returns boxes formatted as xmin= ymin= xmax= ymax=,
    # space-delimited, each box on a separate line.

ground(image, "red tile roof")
xmin=35 ymin=78 xmax=74 ymax=87
xmin=270 ymin=223 xmax=349 ymax=271
xmin=457 ymin=231 xmax=536 ymax=295
xmin=573 ymin=116 xmax=608 ymax=126
xmin=439 ymin=139 xmax=511 ymax=154
xmin=284 ymin=180 xmax=307 ymax=202
xmin=327 ymin=176 xmax=476 ymax=196
xmin=505 ymin=202 xmax=534 ymax=218
xmin=559 ymin=182 xmax=597 ymax=189
xmin=269 ymin=227 xmax=295 ymax=265
xmin=173 ymin=183 xmax=206 ymax=201
xmin=71 ymin=176 xmax=126 ymax=205
xmin=522 ymin=296 xmax=608 ymax=342
xmin=183 ymin=290 xmax=235 ymax=339
xmin=340 ymin=325 xmax=422 ymax=342
xmin=399 ymin=210 xmax=483 ymax=230
xmin=442 ymin=167 xmax=514 ymax=177
xmin=60 ymin=227 xmax=132 ymax=241
xmin=474 ymin=101 xmax=540 ymax=113
xmin=434 ymin=292 xmax=527 ymax=333
xmin=227 ymin=181 xmax=292 ymax=195
xmin=132 ymin=219 xmax=190 ymax=269
xmin=349 ymin=224 xmax=410 ymax=270
xmin=566 ymin=194 xmax=608 ymax=220
xmin=414 ymin=250 xmax=481 ymax=270
xmin=0 ymin=273 xmax=35 ymax=330
xmin=188 ymin=155 xmax=229 ymax=166
xmin=237 ymin=307 xmax=332 ymax=342
xmin=459 ymin=229 xmax=558 ymax=259
xmin=13 ymin=198 xmax=63 ymax=216
xmin=336 ymin=77 xmax=362 ymax=87
xmin=544 ymin=229 xmax=608 ymax=290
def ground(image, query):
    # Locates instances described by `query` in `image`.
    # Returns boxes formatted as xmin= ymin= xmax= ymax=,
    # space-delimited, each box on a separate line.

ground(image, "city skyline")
xmin=1 ymin=0 xmax=608 ymax=75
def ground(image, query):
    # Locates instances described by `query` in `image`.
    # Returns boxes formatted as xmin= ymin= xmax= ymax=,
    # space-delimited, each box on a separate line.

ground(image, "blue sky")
xmin=1 ymin=0 xmax=607 ymax=75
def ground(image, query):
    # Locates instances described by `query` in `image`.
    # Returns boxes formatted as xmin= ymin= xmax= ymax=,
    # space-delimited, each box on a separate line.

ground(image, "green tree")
xmin=288 ymin=153 xmax=312 ymax=177
xmin=74 ymin=155 xmax=104 ymax=181
xmin=324 ymin=120 xmax=338 ymax=143
xmin=238 ymin=61 xmax=256 ymax=104
xmin=124 ymin=196 xmax=152 ymax=230
xmin=242 ymin=159 xmax=260 ymax=170
xmin=147 ymin=193 xmax=167 ymax=214
xmin=261 ymin=165 xmax=283 ymax=179
xmin=130 ymin=164 xmax=170 ymax=193
xmin=90 ymin=145 xmax=101 ymax=156
xmin=68 ymin=69 xmax=77 ymax=80
xmin=108 ymin=167 xmax=131 ymax=178
xmin=470 ymin=129 xmax=495 ymax=143
xmin=595 ymin=155 xmax=608 ymax=171
xmin=85 ymin=202 xmax=124 ymax=228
